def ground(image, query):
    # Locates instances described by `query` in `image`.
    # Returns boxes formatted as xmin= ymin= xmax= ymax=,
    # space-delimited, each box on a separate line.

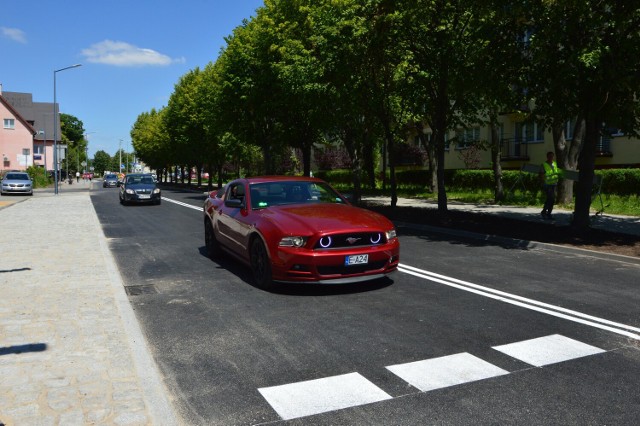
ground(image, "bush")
xmin=597 ymin=169 xmax=640 ymax=196
xmin=318 ymin=167 xmax=640 ymax=197
xmin=26 ymin=166 xmax=50 ymax=189
xmin=315 ymin=146 xmax=351 ymax=170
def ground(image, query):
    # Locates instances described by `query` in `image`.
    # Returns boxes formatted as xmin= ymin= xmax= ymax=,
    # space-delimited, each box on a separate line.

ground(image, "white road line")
xmin=258 ymin=372 xmax=392 ymax=421
xmin=162 ymin=196 xmax=201 ymax=211
xmin=398 ymin=263 xmax=640 ymax=340
xmin=161 ymin=197 xmax=638 ymax=340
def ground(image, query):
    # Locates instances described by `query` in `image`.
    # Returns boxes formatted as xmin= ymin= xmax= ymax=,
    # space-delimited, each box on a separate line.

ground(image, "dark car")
xmin=119 ymin=173 xmax=161 ymax=205
xmin=103 ymin=174 xmax=118 ymax=188
xmin=203 ymin=176 xmax=399 ymax=289
xmin=1 ymin=172 xmax=33 ymax=196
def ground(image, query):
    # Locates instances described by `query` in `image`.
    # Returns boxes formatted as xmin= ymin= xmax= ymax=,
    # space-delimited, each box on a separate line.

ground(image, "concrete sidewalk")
xmin=362 ymin=196 xmax=640 ymax=237
xmin=0 ymin=189 xmax=178 ymax=425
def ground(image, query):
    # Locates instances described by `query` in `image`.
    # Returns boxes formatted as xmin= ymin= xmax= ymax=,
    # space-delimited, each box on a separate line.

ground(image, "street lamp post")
xmin=53 ymin=63 xmax=82 ymax=195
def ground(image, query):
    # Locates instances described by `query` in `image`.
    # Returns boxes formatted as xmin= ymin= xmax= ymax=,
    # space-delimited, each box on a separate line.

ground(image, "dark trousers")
xmin=542 ymin=184 xmax=556 ymax=214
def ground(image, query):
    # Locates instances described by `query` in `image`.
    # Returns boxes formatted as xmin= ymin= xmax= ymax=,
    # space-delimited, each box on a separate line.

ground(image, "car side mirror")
xmin=224 ymin=198 xmax=244 ymax=208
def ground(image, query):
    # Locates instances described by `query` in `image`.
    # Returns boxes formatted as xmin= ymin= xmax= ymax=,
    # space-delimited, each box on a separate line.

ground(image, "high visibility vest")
xmin=542 ymin=161 xmax=559 ymax=185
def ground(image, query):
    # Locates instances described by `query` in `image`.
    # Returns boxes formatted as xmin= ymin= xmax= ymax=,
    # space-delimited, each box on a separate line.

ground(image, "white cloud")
xmin=81 ymin=40 xmax=185 ymax=67
xmin=1 ymin=27 xmax=27 ymax=44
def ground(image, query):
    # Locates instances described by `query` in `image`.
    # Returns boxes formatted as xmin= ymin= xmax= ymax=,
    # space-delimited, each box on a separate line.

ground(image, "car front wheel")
xmin=204 ymin=220 xmax=222 ymax=259
xmin=250 ymin=238 xmax=273 ymax=290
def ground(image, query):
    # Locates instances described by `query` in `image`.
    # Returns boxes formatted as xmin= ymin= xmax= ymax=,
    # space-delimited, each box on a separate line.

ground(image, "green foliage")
xmin=60 ymin=113 xmax=85 ymax=145
xmin=26 ymin=166 xmax=50 ymax=189
xmin=92 ymin=150 xmax=112 ymax=175
xmin=597 ymin=169 xmax=640 ymax=196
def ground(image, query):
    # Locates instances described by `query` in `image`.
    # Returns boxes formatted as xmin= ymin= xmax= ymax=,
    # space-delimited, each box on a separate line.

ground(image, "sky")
xmin=1 ymin=0 xmax=264 ymax=158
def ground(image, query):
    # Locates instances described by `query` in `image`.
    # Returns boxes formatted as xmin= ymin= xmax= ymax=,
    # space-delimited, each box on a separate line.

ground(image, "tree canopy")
xmin=131 ymin=0 xmax=640 ymax=230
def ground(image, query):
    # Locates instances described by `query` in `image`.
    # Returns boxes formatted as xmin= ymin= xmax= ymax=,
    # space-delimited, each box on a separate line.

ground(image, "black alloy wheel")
xmin=250 ymin=238 xmax=273 ymax=290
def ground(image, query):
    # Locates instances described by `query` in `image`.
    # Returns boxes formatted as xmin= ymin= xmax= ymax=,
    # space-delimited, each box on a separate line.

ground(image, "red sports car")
xmin=203 ymin=176 xmax=399 ymax=289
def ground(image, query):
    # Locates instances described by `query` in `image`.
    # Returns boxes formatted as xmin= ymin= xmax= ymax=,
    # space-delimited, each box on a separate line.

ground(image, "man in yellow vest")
xmin=539 ymin=151 xmax=561 ymax=220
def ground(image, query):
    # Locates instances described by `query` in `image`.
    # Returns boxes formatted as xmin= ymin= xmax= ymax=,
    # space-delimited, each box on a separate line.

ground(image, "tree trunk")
xmin=572 ymin=117 xmax=598 ymax=230
xmin=217 ymin=164 xmax=223 ymax=189
xmin=302 ymin=143 xmax=311 ymax=177
xmin=489 ymin=116 xmax=504 ymax=202
xmin=381 ymin=139 xmax=387 ymax=190
xmin=382 ymin=121 xmax=397 ymax=208
xmin=344 ymin=129 xmax=362 ymax=205
xmin=551 ymin=122 xmax=569 ymax=204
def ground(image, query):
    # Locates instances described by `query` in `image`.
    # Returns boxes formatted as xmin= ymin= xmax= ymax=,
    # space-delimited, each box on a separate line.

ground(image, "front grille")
xmin=317 ymin=260 xmax=388 ymax=275
xmin=135 ymin=189 xmax=151 ymax=194
xmin=313 ymin=232 xmax=387 ymax=250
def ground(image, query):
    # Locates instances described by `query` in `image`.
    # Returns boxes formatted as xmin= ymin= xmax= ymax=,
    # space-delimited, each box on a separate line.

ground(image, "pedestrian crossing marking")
xmin=258 ymin=372 xmax=392 ymax=421
xmin=386 ymin=352 xmax=509 ymax=392
xmin=492 ymin=334 xmax=605 ymax=367
xmin=259 ymin=335 xmax=607 ymax=421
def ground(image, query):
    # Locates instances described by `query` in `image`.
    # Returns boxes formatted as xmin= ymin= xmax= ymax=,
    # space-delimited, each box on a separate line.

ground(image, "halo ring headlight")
xmin=370 ymin=233 xmax=382 ymax=244
xmin=319 ymin=236 xmax=332 ymax=248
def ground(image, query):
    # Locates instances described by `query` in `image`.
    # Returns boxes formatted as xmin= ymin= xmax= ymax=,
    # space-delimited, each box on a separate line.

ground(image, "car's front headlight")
xmin=385 ymin=229 xmax=397 ymax=240
xmin=153 ymin=188 xmax=160 ymax=194
xmin=125 ymin=189 xmax=135 ymax=194
xmin=279 ymin=236 xmax=307 ymax=247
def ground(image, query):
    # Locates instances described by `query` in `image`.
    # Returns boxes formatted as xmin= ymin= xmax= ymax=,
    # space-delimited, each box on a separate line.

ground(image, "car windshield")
xmin=127 ymin=175 xmax=154 ymax=184
xmin=5 ymin=173 xmax=29 ymax=180
xmin=249 ymin=181 xmax=346 ymax=209
xmin=106 ymin=175 xmax=117 ymax=179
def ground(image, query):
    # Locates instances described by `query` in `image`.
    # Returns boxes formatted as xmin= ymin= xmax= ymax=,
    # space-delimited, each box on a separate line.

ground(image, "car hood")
xmin=259 ymin=203 xmax=393 ymax=235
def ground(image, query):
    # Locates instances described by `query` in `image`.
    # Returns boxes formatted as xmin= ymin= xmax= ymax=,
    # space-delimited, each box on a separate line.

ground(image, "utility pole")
xmin=119 ymin=139 xmax=122 ymax=173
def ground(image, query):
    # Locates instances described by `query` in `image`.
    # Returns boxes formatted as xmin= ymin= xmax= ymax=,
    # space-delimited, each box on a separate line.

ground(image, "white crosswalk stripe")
xmin=258 ymin=372 xmax=392 ymax=421
xmin=492 ymin=334 xmax=606 ymax=367
xmin=258 ymin=334 xmax=606 ymax=421
xmin=386 ymin=352 xmax=509 ymax=392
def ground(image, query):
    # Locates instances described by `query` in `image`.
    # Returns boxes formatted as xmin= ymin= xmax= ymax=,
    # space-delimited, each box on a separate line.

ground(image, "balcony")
xmin=596 ymin=135 xmax=613 ymax=157
xmin=500 ymin=138 xmax=529 ymax=161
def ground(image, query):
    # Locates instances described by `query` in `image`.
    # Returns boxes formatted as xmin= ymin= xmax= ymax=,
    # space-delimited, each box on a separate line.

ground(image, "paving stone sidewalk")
xmin=0 ymin=193 xmax=178 ymax=426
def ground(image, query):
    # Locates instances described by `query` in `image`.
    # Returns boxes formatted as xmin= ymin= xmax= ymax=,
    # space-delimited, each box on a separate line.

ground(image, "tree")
xmin=131 ymin=108 xmax=173 ymax=179
xmin=527 ymin=0 xmax=640 ymax=230
xmin=60 ymin=113 xmax=85 ymax=145
xmin=216 ymin=12 xmax=287 ymax=175
xmin=165 ymin=68 xmax=210 ymax=186
xmin=93 ymin=150 xmax=111 ymax=175
xmin=400 ymin=0 xmax=492 ymax=213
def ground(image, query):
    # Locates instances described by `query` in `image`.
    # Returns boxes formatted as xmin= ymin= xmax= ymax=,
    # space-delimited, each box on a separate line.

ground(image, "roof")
xmin=0 ymin=94 xmax=36 ymax=135
xmin=1 ymin=91 xmax=59 ymax=140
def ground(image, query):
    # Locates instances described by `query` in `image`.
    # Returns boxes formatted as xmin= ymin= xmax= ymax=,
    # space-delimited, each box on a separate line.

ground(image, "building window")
xmin=3 ymin=118 xmax=15 ymax=129
xmin=516 ymin=122 xmax=544 ymax=143
xmin=34 ymin=145 xmax=45 ymax=154
xmin=456 ymin=127 xmax=480 ymax=149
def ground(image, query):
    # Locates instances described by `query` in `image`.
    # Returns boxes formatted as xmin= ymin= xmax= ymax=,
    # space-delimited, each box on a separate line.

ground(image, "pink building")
xmin=0 ymin=88 xmax=60 ymax=172
xmin=1 ymin=93 xmax=36 ymax=172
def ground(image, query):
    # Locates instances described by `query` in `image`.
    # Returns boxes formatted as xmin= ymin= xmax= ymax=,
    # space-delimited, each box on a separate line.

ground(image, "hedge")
xmin=317 ymin=168 xmax=640 ymax=196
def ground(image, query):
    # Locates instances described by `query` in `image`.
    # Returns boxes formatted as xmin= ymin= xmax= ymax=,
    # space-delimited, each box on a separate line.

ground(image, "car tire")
xmin=204 ymin=220 xmax=222 ymax=259
xmin=250 ymin=238 xmax=273 ymax=290
xmin=155 ymin=198 xmax=161 ymax=205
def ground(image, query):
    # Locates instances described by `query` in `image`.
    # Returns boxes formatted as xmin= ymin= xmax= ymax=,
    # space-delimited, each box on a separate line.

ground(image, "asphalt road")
xmin=91 ymin=185 xmax=640 ymax=425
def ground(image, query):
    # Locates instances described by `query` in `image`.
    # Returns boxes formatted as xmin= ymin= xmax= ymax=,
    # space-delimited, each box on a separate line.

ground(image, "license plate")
xmin=345 ymin=254 xmax=368 ymax=266
xmin=138 ymin=194 xmax=151 ymax=199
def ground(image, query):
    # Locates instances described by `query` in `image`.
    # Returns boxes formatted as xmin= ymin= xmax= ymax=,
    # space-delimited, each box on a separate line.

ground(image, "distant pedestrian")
xmin=539 ymin=151 xmax=561 ymax=220
xmin=76 ymin=171 xmax=80 ymax=183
